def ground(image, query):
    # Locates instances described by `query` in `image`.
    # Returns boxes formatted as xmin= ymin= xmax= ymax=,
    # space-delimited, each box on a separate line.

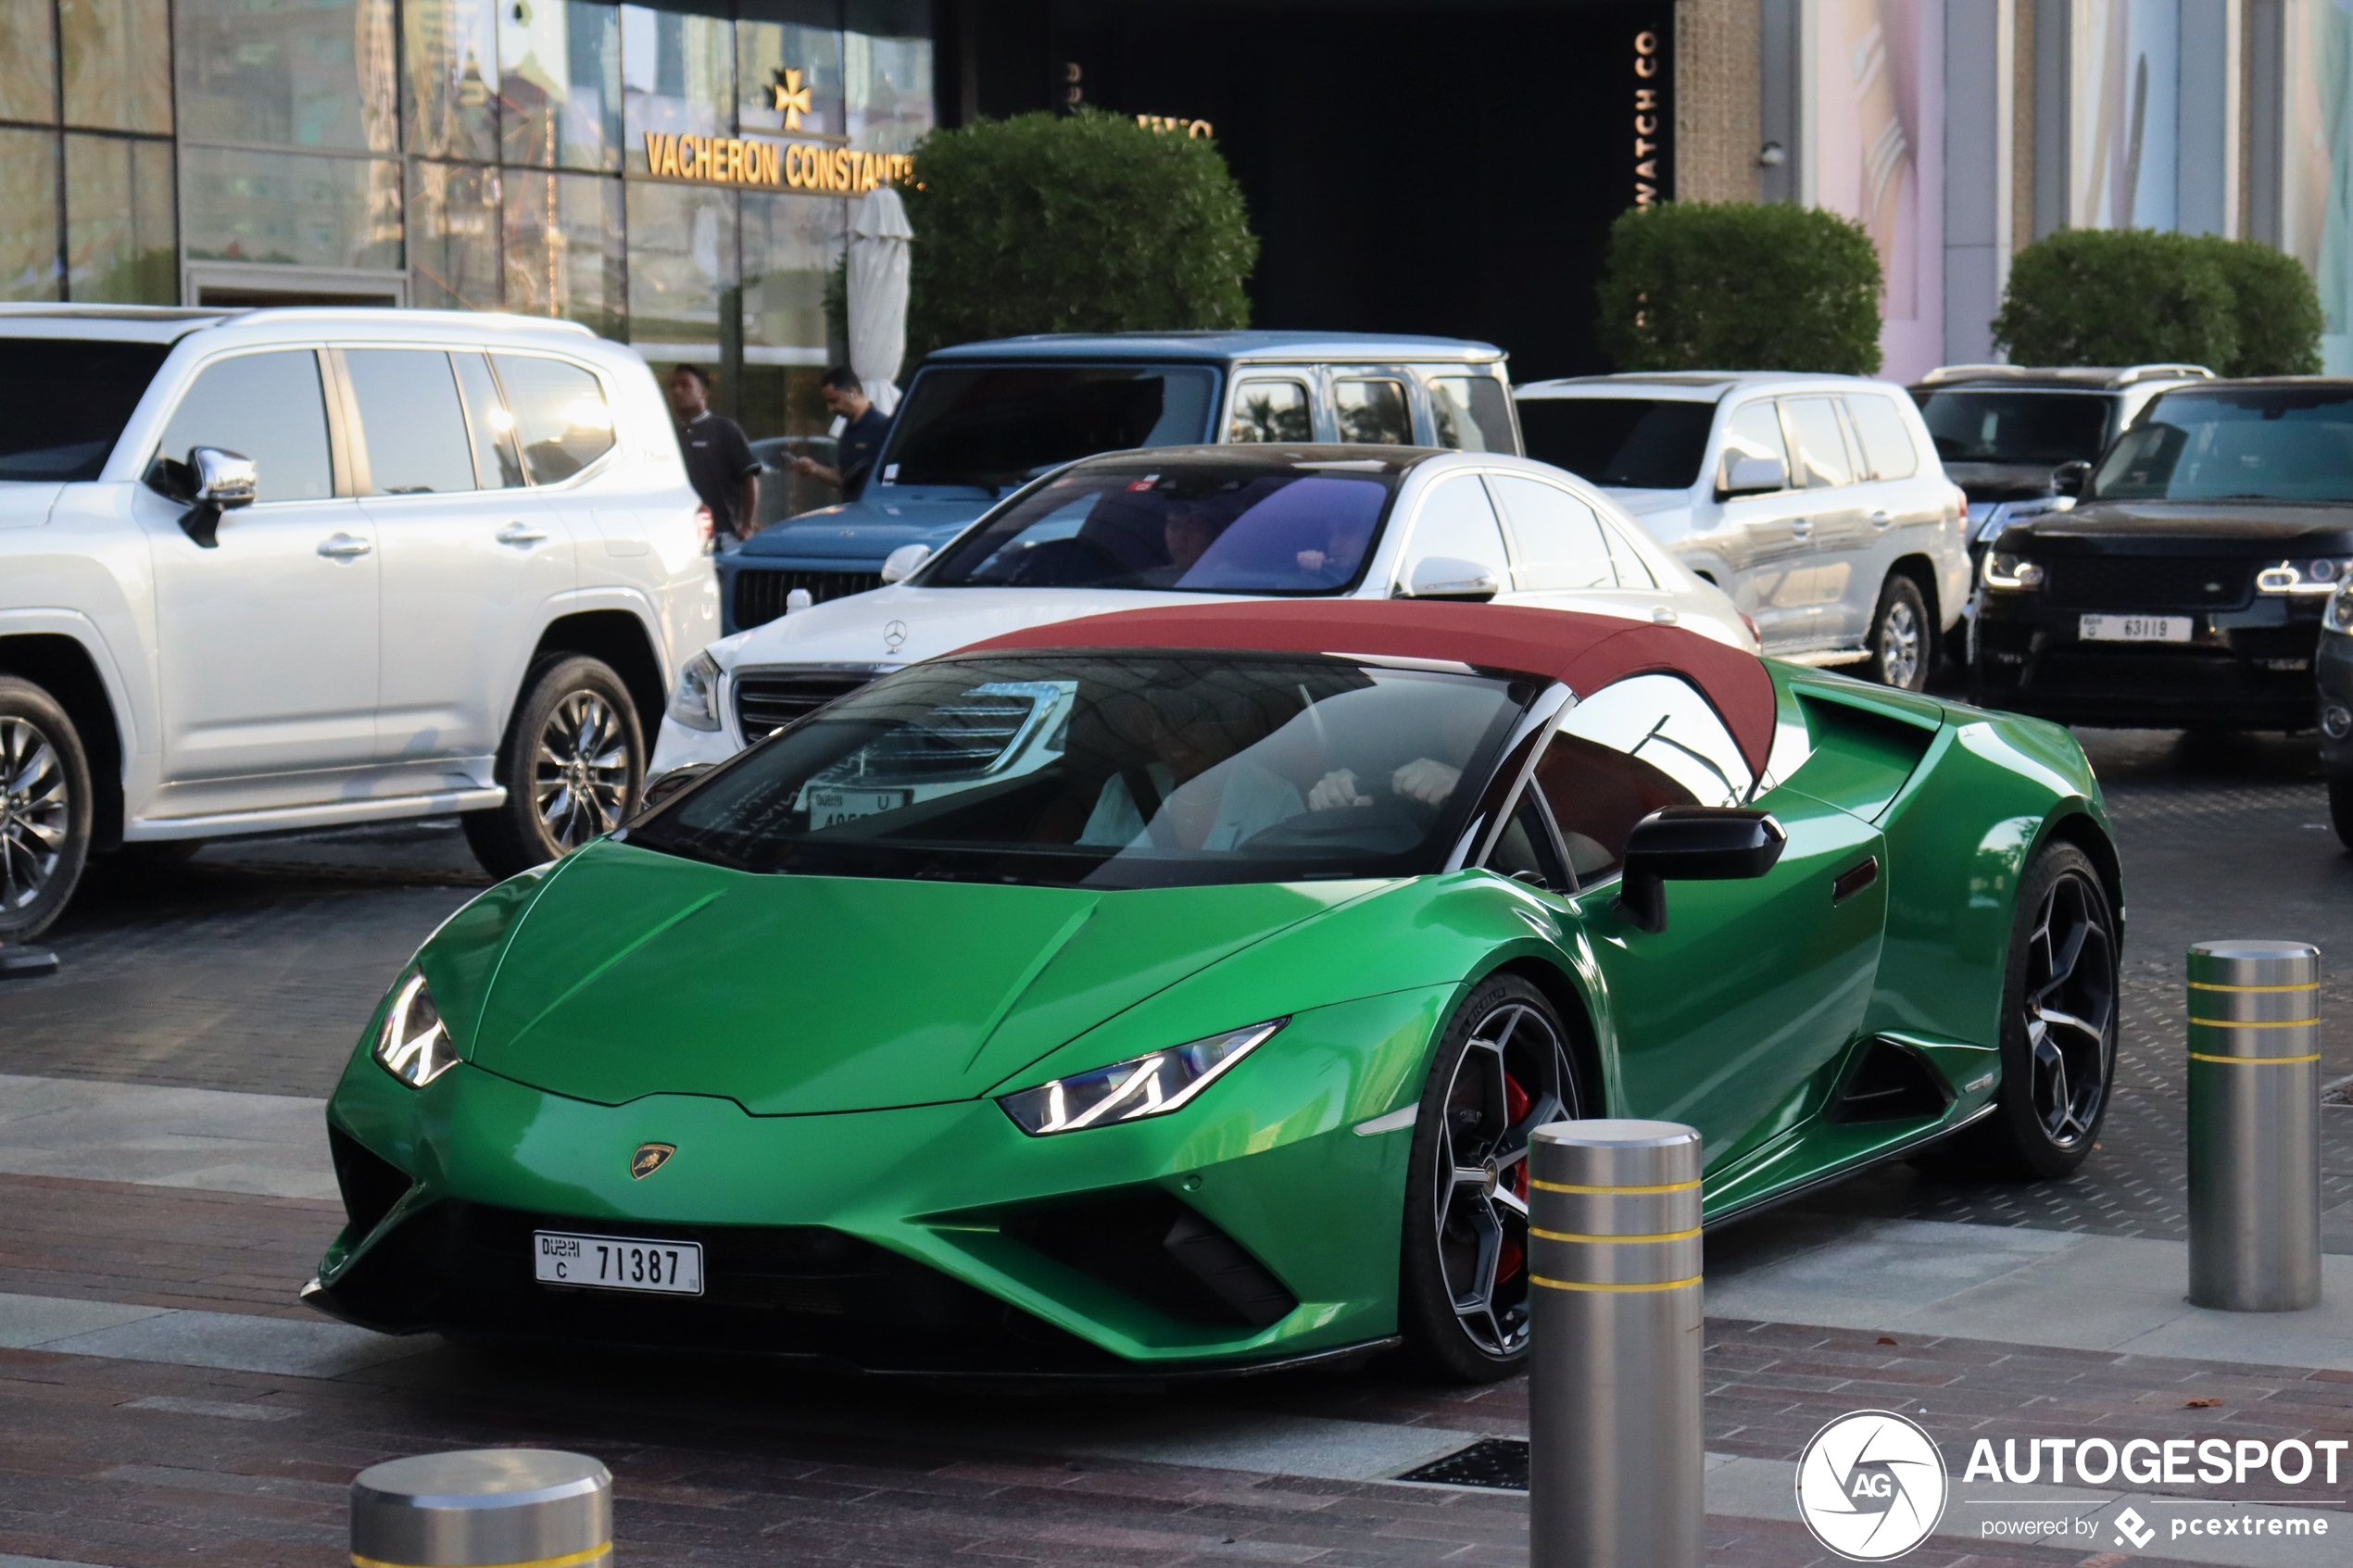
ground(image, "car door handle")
xmin=316 ymin=533 xmax=372 ymax=558
xmin=1789 ymin=520 xmax=1814 ymax=537
xmin=1869 ymin=509 xmax=1893 ymax=527
xmin=496 ymin=521 xmax=549 ymax=545
xmin=1651 ymin=606 xmax=1680 ymax=625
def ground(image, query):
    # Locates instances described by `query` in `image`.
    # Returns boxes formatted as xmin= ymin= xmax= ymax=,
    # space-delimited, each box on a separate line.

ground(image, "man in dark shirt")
xmin=791 ymin=366 xmax=893 ymax=496
xmin=665 ymin=364 xmax=761 ymax=542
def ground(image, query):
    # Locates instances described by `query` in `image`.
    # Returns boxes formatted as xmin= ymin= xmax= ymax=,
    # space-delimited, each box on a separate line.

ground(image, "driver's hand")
xmin=1295 ymin=548 xmax=1328 ymax=572
xmin=1391 ymin=759 xmax=1462 ymax=805
xmin=1308 ymin=769 xmax=1373 ymax=809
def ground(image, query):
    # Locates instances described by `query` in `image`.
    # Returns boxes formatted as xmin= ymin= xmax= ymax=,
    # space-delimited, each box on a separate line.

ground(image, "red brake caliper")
xmin=1495 ymin=1073 xmax=1534 ymax=1284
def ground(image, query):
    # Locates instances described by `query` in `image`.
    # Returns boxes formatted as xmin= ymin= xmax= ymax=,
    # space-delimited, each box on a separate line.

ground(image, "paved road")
xmin=0 ymin=727 xmax=2347 ymax=1566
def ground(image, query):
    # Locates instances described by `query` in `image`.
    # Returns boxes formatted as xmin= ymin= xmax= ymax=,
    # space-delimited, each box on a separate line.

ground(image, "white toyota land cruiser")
xmin=0 ymin=305 xmax=715 ymax=941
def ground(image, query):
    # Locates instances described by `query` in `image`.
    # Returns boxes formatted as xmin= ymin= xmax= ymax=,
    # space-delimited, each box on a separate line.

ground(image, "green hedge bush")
xmin=902 ymin=110 xmax=1257 ymax=357
xmin=1991 ymin=230 xmax=2321 ymax=374
xmin=1596 ymin=202 xmax=1883 ymax=375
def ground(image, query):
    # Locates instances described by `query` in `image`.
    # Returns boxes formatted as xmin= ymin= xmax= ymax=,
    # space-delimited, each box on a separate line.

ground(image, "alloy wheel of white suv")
xmin=0 ymin=678 xmax=93 ymax=943
xmin=464 ymin=656 xmax=645 ymax=879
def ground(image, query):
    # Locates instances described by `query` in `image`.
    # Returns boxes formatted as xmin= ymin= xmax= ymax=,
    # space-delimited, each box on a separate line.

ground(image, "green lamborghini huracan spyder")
xmin=308 ymin=599 xmax=2120 ymax=1382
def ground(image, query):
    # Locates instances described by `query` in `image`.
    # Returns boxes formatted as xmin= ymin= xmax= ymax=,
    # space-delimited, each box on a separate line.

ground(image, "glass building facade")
xmin=0 ymin=0 xmax=932 ymax=440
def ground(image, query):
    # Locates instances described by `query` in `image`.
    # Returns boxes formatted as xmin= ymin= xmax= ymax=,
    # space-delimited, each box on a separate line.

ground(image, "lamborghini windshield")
xmin=629 ymin=654 xmax=1536 ymax=888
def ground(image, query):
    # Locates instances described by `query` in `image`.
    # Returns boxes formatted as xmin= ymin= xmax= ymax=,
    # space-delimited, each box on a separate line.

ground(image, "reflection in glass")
xmin=409 ymin=161 xmax=500 ymax=309
xmin=66 ymin=135 xmax=176 ymax=303
xmin=492 ymin=353 xmax=616 ymax=483
xmin=182 ymin=147 xmax=404 ymax=270
xmin=499 ymin=0 xmax=622 ymax=171
xmin=737 ymin=12 xmax=841 ymax=139
xmin=61 ymin=0 xmax=171 ymax=132
xmin=177 ymin=0 xmax=397 ymax=152
xmin=155 ymin=351 xmax=336 ymax=503
xmin=503 ymin=170 xmax=626 ymax=339
xmin=406 ymin=0 xmax=499 ymax=162
xmin=626 ymin=180 xmax=735 ymax=345
xmin=346 ymin=350 xmax=479 ymax=495
xmin=0 ymin=2 xmax=57 ymax=123
xmin=453 ymin=351 xmax=526 ymax=487
xmin=0 ymin=132 xmax=62 ymax=301
xmin=622 ymin=6 xmax=732 ymax=172
xmin=1228 ymin=381 xmax=1312 ymax=444
xmin=742 ymin=189 xmax=841 ymax=352
xmin=844 ymin=0 xmax=932 ymax=154
xmin=1335 ymin=379 xmax=1411 ymax=445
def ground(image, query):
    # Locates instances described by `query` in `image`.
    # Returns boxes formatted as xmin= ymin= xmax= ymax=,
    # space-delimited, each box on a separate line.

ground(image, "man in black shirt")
xmin=791 ymin=366 xmax=893 ymax=497
xmin=665 ymin=364 xmax=761 ymax=542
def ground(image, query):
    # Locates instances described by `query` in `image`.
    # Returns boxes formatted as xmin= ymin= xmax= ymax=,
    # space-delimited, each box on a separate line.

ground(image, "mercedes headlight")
xmin=669 ymin=649 xmax=723 ymax=732
xmin=2257 ymin=558 xmax=2353 ymax=596
xmin=997 ymin=1020 xmax=1286 ymax=1135
xmin=372 ymin=971 xmax=458 ymax=1087
xmin=1982 ymin=551 xmax=2045 ymax=591
xmin=2327 ymin=580 xmax=2353 ymax=634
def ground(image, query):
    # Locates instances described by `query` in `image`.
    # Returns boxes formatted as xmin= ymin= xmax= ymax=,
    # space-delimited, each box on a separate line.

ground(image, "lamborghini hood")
xmin=449 ymin=840 xmax=1373 ymax=1114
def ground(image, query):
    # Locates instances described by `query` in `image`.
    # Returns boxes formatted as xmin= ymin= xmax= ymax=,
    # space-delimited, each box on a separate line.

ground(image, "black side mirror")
xmin=1615 ymin=806 xmax=1787 ymax=934
xmin=2049 ymin=459 xmax=2091 ymax=499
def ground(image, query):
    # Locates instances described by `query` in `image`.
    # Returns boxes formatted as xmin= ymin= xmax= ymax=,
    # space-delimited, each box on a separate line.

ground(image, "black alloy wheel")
xmin=1868 ymin=574 xmax=1932 ymax=692
xmin=1401 ymin=973 xmax=1580 ymax=1382
xmin=464 ymin=655 xmax=645 ymax=880
xmin=0 ymin=676 xmax=93 ymax=944
xmin=1963 ymin=841 xmax=2119 ymax=1179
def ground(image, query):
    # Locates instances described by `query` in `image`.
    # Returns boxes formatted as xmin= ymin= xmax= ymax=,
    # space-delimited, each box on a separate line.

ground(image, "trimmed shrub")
xmin=902 ymin=110 xmax=1257 ymax=357
xmin=1991 ymin=229 xmax=2237 ymax=369
xmin=1596 ymin=202 xmax=1883 ymax=375
xmin=2193 ymin=236 xmax=2323 ymax=375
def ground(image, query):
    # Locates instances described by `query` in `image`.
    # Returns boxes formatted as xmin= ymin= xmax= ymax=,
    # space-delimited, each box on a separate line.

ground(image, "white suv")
xmin=0 ymin=305 xmax=714 ymax=940
xmin=1516 ymin=372 xmax=1970 ymax=688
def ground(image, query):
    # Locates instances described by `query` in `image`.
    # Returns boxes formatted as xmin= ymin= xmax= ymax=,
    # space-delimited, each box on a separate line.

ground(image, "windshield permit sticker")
xmin=882 ymin=463 xmax=899 ymax=484
xmin=1126 ymin=474 xmax=1162 ymax=492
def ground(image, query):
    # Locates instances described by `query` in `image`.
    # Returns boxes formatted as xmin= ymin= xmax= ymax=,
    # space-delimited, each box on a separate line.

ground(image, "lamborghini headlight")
xmin=997 ymin=1019 xmax=1287 ymax=1135
xmin=372 ymin=970 xmax=458 ymax=1088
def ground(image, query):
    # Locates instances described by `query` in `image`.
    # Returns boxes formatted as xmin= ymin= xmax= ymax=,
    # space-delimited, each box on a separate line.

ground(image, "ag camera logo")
xmin=1796 ymin=1411 xmax=1949 ymax=1561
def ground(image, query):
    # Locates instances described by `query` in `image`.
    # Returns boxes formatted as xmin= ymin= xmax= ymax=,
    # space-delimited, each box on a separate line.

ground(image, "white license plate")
xmin=533 ymin=1230 xmax=703 ymax=1295
xmin=809 ymin=787 xmax=910 ymax=828
xmin=2079 ymin=613 xmax=2193 ymax=644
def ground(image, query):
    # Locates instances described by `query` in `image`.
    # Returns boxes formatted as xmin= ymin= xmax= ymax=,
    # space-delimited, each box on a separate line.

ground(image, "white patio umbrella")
xmin=847 ymin=186 xmax=912 ymax=416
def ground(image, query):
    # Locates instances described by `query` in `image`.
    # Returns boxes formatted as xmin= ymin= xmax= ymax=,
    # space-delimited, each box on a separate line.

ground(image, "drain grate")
xmin=1396 ymin=1437 xmax=1529 ymax=1490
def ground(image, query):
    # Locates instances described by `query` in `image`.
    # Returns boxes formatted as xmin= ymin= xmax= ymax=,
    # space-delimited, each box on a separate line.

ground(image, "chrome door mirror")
xmin=1720 ymin=453 xmax=1787 ymax=496
xmin=1399 ymin=555 xmax=1501 ymax=601
xmin=879 ymin=542 xmax=932 ymax=583
xmin=178 ymin=446 xmax=258 ymax=548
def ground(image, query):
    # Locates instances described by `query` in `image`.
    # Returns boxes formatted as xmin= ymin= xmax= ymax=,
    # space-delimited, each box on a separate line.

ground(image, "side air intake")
xmin=1829 ymin=1038 xmax=1955 ymax=1124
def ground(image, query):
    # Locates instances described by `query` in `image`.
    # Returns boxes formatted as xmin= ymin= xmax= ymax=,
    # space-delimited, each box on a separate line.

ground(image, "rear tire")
xmin=1400 ymin=974 xmax=1581 ymax=1383
xmin=0 ymin=677 xmax=93 ymax=944
xmin=463 ymin=656 xmax=644 ymax=880
xmin=1867 ymin=575 xmax=1932 ymax=692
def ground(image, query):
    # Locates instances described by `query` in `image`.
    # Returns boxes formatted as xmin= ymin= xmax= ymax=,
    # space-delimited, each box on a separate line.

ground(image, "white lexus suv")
xmin=0 ymin=305 xmax=715 ymax=941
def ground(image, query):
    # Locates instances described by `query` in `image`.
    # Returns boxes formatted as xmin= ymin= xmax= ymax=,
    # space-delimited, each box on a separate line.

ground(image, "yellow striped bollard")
xmin=1528 ymin=1119 xmax=1704 ymax=1568
xmin=351 ymin=1450 xmax=612 ymax=1568
xmin=2187 ymin=940 xmax=2322 ymax=1311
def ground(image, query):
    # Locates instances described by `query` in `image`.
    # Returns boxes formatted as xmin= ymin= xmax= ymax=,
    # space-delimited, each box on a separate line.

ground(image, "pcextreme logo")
xmin=1795 ymin=1411 xmax=1949 ymax=1561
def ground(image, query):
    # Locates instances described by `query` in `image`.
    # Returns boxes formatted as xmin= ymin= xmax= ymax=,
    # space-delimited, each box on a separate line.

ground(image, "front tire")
xmin=0 ymin=677 xmax=93 ymax=944
xmin=1867 ymin=574 xmax=1932 ymax=691
xmin=464 ymin=655 xmax=644 ymax=880
xmin=1400 ymin=974 xmax=1581 ymax=1383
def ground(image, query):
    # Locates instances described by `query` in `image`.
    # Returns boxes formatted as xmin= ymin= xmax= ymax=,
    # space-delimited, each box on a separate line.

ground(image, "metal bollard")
xmin=1528 ymin=1119 xmax=1705 ymax=1568
xmin=2187 ymin=941 xmax=2322 ymax=1312
xmin=352 ymin=1449 xmax=611 ymax=1568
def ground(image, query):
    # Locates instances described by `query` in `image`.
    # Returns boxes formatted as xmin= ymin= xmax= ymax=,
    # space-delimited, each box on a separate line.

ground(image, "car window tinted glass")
xmin=453 ymin=351 xmax=525 ymax=488
xmin=346 ymin=350 xmax=476 ymax=495
xmin=1518 ymin=396 xmax=1714 ymax=488
xmin=1845 ymin=395 xmax=1920 ymax=479
xmin=881 ymin=365 xmax=1216 ymax=489
xmin=1484 ymin=793 xmax=1571 ymax=892
xmin=925 ymin=453 xmax=1403 ymax=594
xmin=156 ymin=350 xmax=334 ymax=503
xmin=1780 ymin=398 xmax=1853 ymax=488
xmin=1335 ymin=379 xmax=1412 ymax=444
xmin=2088 ymin=388 xmax=2353 ymax=502
xmin=1915 ymin=389 xmax=2110 ymax=465
xmin=1429 ymin=374 xmax=1515 ymax=452
xmin=1408 ymin=475 xmax=1510 ymax=583
xmin=1720 ymin=400 xmax=1788 ymax=486
xmin=1490 ymin=474 xmax=1614 ymax=590
xmin=0 ymin=339 xmax=170 ymax=482
xmin=1536 ymin=674 xmax=1752 ymax=879
xmin=1229 ymin=380 xmax=1312 ymax=443
xmin=492 ymin=354 xmax=615 ymax=483
xmin=631 ymin=654 xmax=1534 ymax=889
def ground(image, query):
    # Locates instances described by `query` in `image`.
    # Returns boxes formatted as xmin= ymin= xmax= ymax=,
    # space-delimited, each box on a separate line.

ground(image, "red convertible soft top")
xmin=956 ymin=600 xmax=1778 ymax=776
